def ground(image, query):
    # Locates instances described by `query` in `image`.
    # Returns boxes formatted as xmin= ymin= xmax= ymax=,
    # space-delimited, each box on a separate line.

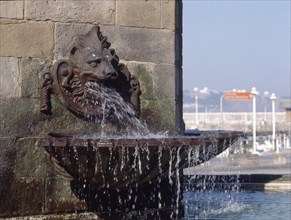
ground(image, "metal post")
xmin=251 ymin=87 xmax=258 ymax=153
xmin=220 ymin=95 xmax=224 ymax=130
xmin=195 ymin=95 xmax=198 ymax=126
xmin=270 ymin=93 xmax=277 ymax=153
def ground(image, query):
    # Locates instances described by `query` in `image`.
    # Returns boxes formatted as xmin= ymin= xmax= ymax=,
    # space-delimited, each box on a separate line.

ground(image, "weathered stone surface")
xmin=0 ymin=98 xmax=39 ymax=137
xmin=0 ymin=22 xmax=54 ymax=59
xmin=20 ymin=58 xmax=52 ymax=97
xmin=154 ymin=64 xmax=175 ymax=99
xmin=13 ymin=138 xmax=50 ymax=178
xmin=55 ymin=23 xmax=175 ymax=64
xmin=122 ymin=62 xmax=176 ymax=100
xmin=0 ymin=138 xmax=17 ymax=215
xmin=1 ymin=177 xmax=45 ymax=216
xmin=103 ymin=26 xmax=175 ymax=64
xmin=117 ymin=62 xmax=177 ymax=130
xmin=26 ymin=0 xmax=115 ymax=24
xmin=0 ymin=0 xmax=23 ymax=19
xmin=117 ymin=0 xmax=160 ymax=29
xmin=0 ymin=1 xmax=182 ymax=217
xmin=141 ymin=99 xmax=175 ymax=133
xmin=45 ymin=178 xmax=86 ymax=213
xmin=55 ymin=23 xmax=95 ymax=59
xmin=35 ymin=95 xmax=104 ymax=136
xmin=0 ymin=95 xmax=104 ymax=138
xmin=0 ymin=58 xmax=21 ymax=98
xmin=122 ymin=61 xmax=155 ymax=100
xmin=161 ymin=0 xmax=176 ymax=30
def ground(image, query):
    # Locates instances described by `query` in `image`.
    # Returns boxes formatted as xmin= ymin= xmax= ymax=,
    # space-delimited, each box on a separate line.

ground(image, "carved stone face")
xmin=71 ymin=46 xmax=119 ymax=84
xmin=66 ymin=26 xmax=120 ymax=86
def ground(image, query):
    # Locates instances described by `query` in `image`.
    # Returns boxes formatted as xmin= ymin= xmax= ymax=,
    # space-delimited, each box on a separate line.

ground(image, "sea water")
xmin=184 ymin=190 xmax=291 ymax=220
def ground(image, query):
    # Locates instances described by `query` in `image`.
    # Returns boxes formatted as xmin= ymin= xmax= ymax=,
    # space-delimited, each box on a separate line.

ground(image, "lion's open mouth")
xmin=81 ymin=71 xmax=118 ymax=82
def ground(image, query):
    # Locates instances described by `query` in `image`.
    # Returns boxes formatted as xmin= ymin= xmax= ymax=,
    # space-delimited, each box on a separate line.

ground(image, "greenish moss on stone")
xmin=141 ymin=99 xmax=175 ymax=134
xmin=0 ymin=98 xmax=40 ymax=137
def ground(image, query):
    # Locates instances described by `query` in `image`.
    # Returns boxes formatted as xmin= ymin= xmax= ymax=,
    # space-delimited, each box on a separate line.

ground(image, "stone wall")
xmin=0 ymin=0 xmax=182 ymax=217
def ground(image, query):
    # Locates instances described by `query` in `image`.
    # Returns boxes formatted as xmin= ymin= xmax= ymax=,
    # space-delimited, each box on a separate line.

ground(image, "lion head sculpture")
xmin=40 ymin=26 xmax=141 ymax=124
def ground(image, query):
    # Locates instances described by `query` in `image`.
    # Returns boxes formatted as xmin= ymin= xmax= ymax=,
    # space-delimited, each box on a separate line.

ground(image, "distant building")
xmin=280 ymin=100 xmax=291 ymax=122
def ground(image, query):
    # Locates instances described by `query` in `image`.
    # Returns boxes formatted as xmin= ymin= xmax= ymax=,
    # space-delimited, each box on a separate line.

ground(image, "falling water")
xmin=85 ymin=82 xmax=151 ymax=137
xmin=43 ymin=81 xmax=244 ymax=219
xmin=183 ymin=141 xmax=245 ymax=220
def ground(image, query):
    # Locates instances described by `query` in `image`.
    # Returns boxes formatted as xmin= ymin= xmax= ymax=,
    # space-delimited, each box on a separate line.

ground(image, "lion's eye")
xmin=88 ymin=59 xmax=101 ymax=68
xmin=89 ymin=61 xmax=97 ymax=67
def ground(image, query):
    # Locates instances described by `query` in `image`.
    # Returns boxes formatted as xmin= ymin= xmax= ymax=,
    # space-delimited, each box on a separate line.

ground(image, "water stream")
xmin=85 ymin=82 xmax=152 ymax=137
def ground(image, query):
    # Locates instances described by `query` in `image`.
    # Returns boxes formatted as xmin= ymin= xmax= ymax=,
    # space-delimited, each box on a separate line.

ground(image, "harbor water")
xmin=184 ymin=190 xmax=291 ymax=220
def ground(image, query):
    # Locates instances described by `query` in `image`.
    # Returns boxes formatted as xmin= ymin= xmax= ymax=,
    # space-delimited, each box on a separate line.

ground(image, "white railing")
xmin=183 ymin=112 xmax=288 ymax=132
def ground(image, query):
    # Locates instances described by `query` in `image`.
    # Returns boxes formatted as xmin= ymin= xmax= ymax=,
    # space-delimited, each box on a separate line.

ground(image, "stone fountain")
xmin=40 ymin=26 xmax=243 ymax=218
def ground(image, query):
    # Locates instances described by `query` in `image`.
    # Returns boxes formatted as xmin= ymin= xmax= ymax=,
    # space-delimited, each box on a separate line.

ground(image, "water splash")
xmin=85 ymin=82 xmax=152 ymax=137
xmin=184 ymin=190 xmax=248 ymax=219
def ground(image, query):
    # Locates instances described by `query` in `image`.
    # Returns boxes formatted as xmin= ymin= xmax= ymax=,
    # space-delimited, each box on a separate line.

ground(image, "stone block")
xmin=153 ymin=64 xmax=175 ymax=99
xmin=55 ymin=23 xmax=175 ymax=64
xmin=13 ymin=138 xmax=50 ymax=178
xmin=0 ymin=0 xmax=23 ymax=19
xmin=0 ymin=177 xmax=45 ymax=216
xmin=121 ymin=62 xmax=176 ymax=100
xmin=0 ymin=97 xmax=103 ymax=138
xmin=0 ymin=57 xmax=21 ymax=98
xmin=117 ymin=0 xmax=161 ymax=29
xmin=161 ymin=0 xmax=176 ymax=30
xmin=36 ymin=95 xmax=104 ymax=135
xmin=0 ymin=98 xmax=39 ymax=137
xmin=25 ymin=0 xmax=115 ymax=24
xmin=55 ymin=23 xmax=95 ymax=59
xmin=141 ymin=99 xmax=175 ymax=133
xmin=103 ymin=25 xmax=176 ymax=64
xmin=122 ymin=61 xmax=154 ymax=100
xmin=45 ymin=177 xmax=86 ymax=213
xmin=0 ymin=21 xmax=54 ymax=59
xmin=0 ymin=138 xmax=17 ymax=215
xmin=20 ymin=58 xmax=52 ymax=97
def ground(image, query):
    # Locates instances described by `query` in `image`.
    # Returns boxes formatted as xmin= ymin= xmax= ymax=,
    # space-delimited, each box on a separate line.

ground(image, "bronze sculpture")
xmin=40 ymin=26 xmax=141 ymax=123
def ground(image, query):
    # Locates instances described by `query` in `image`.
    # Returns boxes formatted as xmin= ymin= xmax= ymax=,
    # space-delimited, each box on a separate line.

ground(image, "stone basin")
xmin=41 ymin=131 xmax=243 ymax=215
xmin=42 ymin=131 xmax=243 ymax=187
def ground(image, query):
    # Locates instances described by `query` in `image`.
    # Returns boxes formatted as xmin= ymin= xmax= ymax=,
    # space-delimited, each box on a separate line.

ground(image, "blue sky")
xmin=183 ymin=0 xmax=290 ymax=97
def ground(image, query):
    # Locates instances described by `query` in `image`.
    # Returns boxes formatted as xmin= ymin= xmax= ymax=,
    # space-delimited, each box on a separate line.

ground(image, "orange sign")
xmin=224 ymin=92 xmax=253 ymax=100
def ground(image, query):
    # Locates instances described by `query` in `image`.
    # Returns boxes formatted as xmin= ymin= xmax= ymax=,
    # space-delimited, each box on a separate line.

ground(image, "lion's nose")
xmin=107 ymin=71 xmax=118 ymax=78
